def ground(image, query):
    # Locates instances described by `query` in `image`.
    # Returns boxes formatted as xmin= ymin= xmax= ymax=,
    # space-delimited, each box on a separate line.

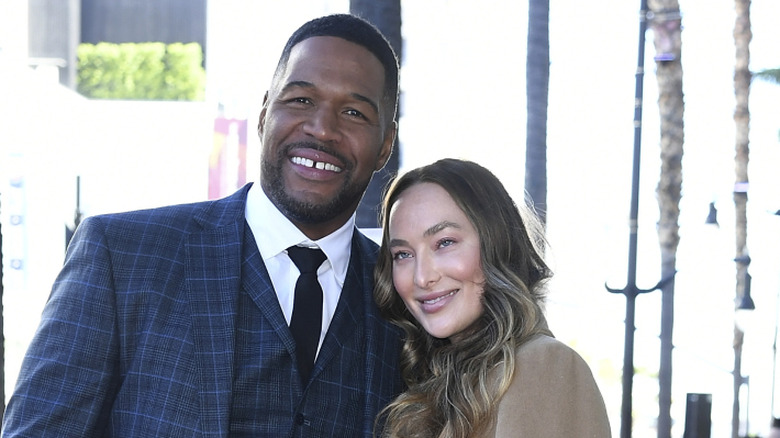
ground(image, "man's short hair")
xmin=274 ymin=14 xmax=400 ymax=120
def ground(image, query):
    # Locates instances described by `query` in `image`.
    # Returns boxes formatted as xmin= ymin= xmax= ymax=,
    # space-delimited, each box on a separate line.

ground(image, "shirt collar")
xmin=245 ymin=183 xmax=354 ymax=284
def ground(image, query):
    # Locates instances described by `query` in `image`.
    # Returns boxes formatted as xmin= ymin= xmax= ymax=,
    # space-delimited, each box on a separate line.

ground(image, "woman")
xmin=374 ymin=158 xmax=610 ymax=438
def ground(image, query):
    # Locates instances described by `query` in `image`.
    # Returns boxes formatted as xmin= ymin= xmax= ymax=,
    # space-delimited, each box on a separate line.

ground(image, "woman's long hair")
xmin=374 ymin=159 xmax=553 ymax=438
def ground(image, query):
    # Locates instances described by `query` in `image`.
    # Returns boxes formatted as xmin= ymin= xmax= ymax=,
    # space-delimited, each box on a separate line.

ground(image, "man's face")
xmin=258 ymin=36 xmax=396 ymax=239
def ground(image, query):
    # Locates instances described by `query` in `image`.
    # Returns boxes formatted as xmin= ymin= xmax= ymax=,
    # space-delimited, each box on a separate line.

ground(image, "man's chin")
xmin=273 ymin=192 xmax=341 ymax=225
xmin=263 ymin=174 xmax=367 ymax=225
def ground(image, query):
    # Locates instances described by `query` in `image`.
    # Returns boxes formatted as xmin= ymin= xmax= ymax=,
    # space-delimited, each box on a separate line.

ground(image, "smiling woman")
xmin=373 ymin=158 xmax=611 ymax=438
xmin=387 ymin=182 xmax=485 ymax=342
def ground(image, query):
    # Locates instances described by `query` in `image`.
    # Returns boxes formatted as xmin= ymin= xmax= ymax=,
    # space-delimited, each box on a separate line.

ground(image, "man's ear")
xmin=375 ymin=120 xmax=398 ymax=171
xmin=257 ymin=91 xmax=269 ymax=137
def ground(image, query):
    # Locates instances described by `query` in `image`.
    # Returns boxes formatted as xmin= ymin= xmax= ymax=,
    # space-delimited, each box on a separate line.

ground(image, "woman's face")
xmin=387 ymin=182 xmax=485 ymax=341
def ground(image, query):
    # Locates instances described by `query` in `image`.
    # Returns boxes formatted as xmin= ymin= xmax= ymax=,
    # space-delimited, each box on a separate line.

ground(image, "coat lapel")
xmin=240 ymin=223 xmax=297 ymax=359
xmin=312 ymin=234 xmax=367 ymax=379
xmin=185 ymin=187 xmax=249 ymax=437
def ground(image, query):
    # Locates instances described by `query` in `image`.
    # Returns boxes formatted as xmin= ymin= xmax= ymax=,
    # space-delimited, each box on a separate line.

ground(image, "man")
xmin=2 ymin=14 xmax=402 ymax=437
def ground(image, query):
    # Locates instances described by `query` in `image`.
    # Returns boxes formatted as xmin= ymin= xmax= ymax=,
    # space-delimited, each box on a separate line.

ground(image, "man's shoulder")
xmin=77 ymin=185 xmax=251 ymax=241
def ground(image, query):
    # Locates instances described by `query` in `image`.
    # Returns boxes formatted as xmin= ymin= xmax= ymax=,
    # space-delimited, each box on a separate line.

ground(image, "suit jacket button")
xmin=295 ymin=413 xmax=305 ymax=425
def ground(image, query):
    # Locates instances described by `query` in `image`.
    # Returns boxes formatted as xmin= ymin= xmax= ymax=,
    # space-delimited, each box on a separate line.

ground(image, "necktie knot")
xmin=287 ymin=246 xmax=326 ymax=274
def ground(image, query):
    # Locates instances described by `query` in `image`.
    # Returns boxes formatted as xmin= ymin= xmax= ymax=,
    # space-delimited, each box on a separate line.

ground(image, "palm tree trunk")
xmin=647 ymin=2 xmax=683 ymax=437
xmin=525 ymin=0 xmax=549 ymax=225
xmin=350 ymin=0 xmax=402 ymax=228
xmin=732 ymin=0 xmax=752 ymax=436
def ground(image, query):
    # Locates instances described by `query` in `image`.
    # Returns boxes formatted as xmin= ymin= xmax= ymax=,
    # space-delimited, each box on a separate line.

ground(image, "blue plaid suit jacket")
xmin=2 ymin=184 xmax=403 ymax=437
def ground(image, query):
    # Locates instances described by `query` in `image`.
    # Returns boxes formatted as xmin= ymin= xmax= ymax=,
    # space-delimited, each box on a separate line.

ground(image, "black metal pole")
xmin=773 ymin=210 xmax=780 ymax=425
xmin=607 ymin=2 xmax=649 ymax=435
xmin=621 ymin=290 xmax=638 ymax=438
xmin=75 ymin=175 xmax=82 ymax=229
xmin=1 ymin=192 xmax=5 ymax=418
xmin=66 ymin=176 xmax=82 ymax=248
xmin=606 ymin=2 xmax=671 ymax=437
xmin=773 ymin=269 xmax=780 ymax=422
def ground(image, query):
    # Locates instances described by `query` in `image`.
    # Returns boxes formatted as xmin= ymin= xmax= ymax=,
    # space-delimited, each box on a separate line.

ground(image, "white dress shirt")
xmin=244 ymin=183 xmax=353 ymax=357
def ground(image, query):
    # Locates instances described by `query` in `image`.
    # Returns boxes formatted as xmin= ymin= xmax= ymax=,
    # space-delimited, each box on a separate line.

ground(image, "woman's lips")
xmin=419 ymin=289 xmax=458 ymax=313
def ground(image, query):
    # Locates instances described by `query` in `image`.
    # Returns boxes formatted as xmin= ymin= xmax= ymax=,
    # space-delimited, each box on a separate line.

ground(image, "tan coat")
xmin=486 ymin=334 xmax=612 ymax=437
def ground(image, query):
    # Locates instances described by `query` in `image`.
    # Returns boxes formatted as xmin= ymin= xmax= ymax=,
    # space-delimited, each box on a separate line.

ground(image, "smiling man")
xmin=259 ymin=31 xmax=396 ymax=239
xmin=2 ymin=14 xmax=403 ymax=438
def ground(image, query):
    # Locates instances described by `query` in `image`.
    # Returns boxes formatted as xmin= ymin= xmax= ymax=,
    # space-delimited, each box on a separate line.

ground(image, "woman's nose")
xmin=413 ymin=253 xmax=440 ymax=289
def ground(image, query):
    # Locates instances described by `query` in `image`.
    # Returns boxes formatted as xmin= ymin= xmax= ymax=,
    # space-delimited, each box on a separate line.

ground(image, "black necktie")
xmin=287 ymin=245 xmax=326 ymax=383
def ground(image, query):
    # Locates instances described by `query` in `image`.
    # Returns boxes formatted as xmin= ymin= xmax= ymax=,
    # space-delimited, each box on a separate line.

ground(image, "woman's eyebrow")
xmin=424 ymin=221 xmax=460 ymax=237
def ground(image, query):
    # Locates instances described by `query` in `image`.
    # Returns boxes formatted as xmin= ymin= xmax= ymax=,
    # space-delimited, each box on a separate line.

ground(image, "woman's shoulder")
xmin=514 ymin=334 xmax=587 ymax=368
xmin=492 ymin=334 xmax=612 ymax=437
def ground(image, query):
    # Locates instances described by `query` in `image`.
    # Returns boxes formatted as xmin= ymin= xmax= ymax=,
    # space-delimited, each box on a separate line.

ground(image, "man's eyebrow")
xmin=280 ymin=80 xmax=314 ymax=93
xmin=349 ymin=92 xmax=379 ymax=115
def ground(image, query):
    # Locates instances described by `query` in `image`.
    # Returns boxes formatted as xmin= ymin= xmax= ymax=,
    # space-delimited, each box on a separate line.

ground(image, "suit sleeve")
xmin=493 ymin=336 xmax=612 ymax=438
xmin=2 ymin=216 xmax=120 ymax=437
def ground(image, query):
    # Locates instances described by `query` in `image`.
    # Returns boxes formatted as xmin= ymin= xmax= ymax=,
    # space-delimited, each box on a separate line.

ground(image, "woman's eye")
xmin=392 ymin=251 xmax=412 ymax=261
xmin=437 ymin=238 xmax=455 ymax=249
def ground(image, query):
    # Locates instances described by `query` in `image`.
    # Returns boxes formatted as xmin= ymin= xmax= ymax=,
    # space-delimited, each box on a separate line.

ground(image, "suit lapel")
xmin=186 ymin=188 xmax=250 ymax=437
xmin=240 ymin=223 xmax=297 ymax=358
xmin=313 ymin=235 xmax=367 ymax=378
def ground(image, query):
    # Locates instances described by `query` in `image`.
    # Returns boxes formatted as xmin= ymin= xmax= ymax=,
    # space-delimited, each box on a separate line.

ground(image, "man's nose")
xmin=303 ymin=105 xmax=341 ymax=142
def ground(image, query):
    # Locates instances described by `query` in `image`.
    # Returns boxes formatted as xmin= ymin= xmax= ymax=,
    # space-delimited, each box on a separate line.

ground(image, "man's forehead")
xmin=289 ymin=36 xmax=381 ymax=65
xmin=278 ymin=36 xmax=386 ymax=92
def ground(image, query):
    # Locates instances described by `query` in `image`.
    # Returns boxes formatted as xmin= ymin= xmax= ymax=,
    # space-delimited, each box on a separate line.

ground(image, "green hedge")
xmin=77 ymin=42 xmax=205 ymax=100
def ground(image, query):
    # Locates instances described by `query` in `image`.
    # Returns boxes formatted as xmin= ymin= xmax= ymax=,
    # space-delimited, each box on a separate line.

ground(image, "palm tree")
xmin=755 ymin=67 xmax=780 ymax=143
xmin=350 ymin=0 xmax=402 ymax=228
xmin=524 ymin=0 xmax=549 ymax=226
xmin=732 ymin=0 xmax=752 ymax=436
xmin=754 ymin=67 xmax=780 ymax=84
xmin=647 ymin=1 xmax=684 ymax=437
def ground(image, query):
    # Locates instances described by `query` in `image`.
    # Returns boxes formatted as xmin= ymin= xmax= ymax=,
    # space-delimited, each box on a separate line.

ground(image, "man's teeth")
xmin=423 ymin=290 xmax=456 ymax=304
xmin=292 ymin=156 xmax=342 ymax=172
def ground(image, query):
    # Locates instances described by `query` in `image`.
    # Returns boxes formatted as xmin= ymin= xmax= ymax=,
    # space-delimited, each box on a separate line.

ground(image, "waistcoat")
xmin=229 ymin=222 xmax=371 ymax=437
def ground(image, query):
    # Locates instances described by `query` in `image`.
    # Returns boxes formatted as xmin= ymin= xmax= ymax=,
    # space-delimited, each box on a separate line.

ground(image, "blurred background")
xmin=1 ymin=1 xmax=779 ymax=436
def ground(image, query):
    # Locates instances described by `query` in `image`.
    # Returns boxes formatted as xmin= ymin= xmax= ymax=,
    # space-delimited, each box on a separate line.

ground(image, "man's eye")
xmin=344 ymin=108 xmax=366 ymax=119
xmin=286 ymin=97 xmax=311 ymax=105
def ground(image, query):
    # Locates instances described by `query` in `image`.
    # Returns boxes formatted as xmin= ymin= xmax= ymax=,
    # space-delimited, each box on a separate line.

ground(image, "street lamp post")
xmin=0 ymin=194 xmax=4 ymax=418
xmin=733 ymin=261 xmax=754 ymax=438
xmin=771 ymin=209 xmax=780 ymax=427
xmin=773 ymin=291 xmax=778 ymax=422
xmin=605 ymin=3 xmax=670 ymax=438
xmin=706 ymin=202 xmax=757 ymax=438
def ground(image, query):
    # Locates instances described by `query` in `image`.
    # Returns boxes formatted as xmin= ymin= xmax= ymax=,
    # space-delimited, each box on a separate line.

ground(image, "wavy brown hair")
xmin=374 ymin=158 xmax=553 ymax=438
